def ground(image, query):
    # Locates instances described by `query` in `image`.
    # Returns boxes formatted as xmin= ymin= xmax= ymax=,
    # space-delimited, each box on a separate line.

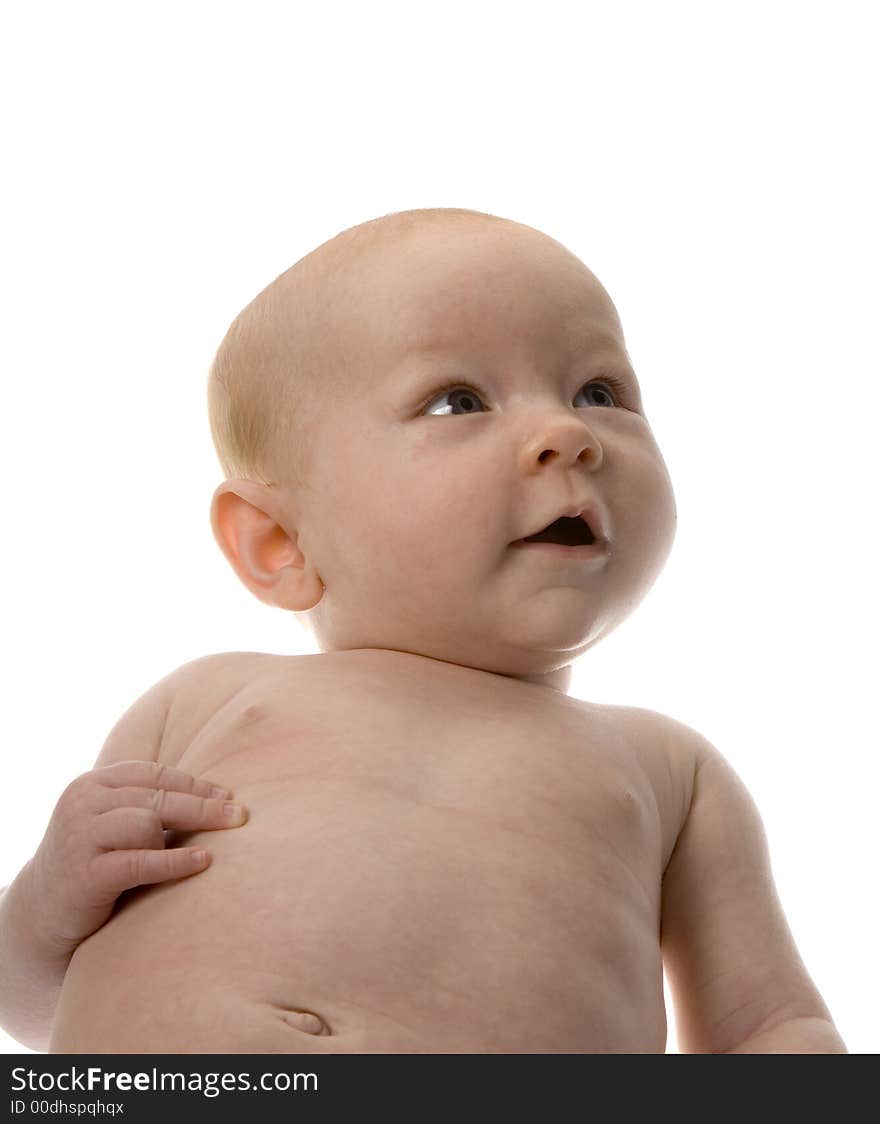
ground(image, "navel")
xmin=280 ymin=1008 xmax=332 ymax=1036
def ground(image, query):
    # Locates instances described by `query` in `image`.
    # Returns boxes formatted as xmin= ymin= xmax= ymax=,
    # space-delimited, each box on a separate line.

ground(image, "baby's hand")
xmin=25 ymin=760 xmax=248 ymax=959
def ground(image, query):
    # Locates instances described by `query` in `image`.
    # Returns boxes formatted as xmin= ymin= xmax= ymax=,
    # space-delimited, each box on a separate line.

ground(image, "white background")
xmin=2 ymin=1 xmax=876 ymax=1054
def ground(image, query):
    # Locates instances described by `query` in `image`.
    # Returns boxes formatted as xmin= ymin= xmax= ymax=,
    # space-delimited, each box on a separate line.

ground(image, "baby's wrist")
xmin=0 ymin=862 xmax=70 ymax=1049
xmin=11 ymin=859 xmax=77 ymax=968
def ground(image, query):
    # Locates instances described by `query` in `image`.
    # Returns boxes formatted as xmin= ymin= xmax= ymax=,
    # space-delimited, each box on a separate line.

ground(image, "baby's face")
xmin=289 ymin=224 xmax=676 ymax=687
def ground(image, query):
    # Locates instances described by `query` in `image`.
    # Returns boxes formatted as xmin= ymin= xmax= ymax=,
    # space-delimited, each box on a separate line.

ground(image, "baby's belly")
xmin=50 ymin=778 xmax=666 ymax=1054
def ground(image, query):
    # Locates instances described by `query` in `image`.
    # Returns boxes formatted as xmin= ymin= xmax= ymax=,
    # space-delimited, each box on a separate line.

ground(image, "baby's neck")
xmin=325 ymin=645 xmax=573 ymax=695
xmin=510 ymin=665 xmax=572 ymax=694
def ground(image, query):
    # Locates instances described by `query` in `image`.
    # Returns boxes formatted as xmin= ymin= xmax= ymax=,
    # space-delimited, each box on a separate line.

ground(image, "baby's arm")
xmin=0 ymin=657 xmax=245 ymax=1051
xmin=660 ymin=721 xmax=847 ymax=1054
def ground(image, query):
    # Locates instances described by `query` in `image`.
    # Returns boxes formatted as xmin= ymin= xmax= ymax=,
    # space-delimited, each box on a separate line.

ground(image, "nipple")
xmin=280 ymin=1008 xmax=331 ymax=1036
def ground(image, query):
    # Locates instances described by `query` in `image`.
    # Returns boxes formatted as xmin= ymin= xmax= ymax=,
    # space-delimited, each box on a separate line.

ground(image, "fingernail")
xmin=223 ymin=802 xmax=245 ymax=823
xmin=210 ymin=785 xmax=230 ymax=799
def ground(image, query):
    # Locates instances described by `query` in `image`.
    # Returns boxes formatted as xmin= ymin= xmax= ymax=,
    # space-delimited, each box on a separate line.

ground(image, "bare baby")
xmin=0 ymin=208 xmax=846 ymax=1053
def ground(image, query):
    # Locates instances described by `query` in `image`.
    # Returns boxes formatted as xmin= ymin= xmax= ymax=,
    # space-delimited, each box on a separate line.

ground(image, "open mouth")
xmin=522 ymin=515 xmax=596 ymax=546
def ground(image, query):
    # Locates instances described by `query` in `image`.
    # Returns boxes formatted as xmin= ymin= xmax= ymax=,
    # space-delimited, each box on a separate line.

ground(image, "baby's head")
xmin=208 ymin=208 xmax=676 ymax=692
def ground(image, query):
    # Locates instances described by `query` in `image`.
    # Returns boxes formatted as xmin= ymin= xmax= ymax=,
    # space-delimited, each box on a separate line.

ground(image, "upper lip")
xmin=519 ymin=501 xmax=610 ymax=544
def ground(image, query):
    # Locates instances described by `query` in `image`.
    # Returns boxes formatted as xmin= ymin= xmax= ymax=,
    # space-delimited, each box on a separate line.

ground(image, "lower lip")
xmin=511 ymin=539 xmax=609 ymax=561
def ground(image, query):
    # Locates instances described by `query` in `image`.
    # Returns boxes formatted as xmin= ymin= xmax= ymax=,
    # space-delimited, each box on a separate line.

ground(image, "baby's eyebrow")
xmin=393 ymin=336 xmax=464 ymax=362
xmin=557 ymin=328 xmax=631 ymax=363
xmin=395 ymin=327 xmax=629 ymax=367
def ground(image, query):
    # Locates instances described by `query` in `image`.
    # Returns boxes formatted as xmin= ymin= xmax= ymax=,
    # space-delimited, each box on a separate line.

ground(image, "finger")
xmin=92 ymin=807 xmax=165 ymax=852
xmin=97 ymin=760 xmax=233 ymax=800
xmin=96 ymin=786 xmax=248 ymax=831
xmin=93 ymin=846 xmax=212 ymax=893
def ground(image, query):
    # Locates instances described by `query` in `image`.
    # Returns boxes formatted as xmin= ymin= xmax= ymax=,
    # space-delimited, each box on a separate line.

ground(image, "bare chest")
xmin=165 ymin=649 xmax=682 ymax=881
xmin=55 ymin=651 xmax=691 ymax=1052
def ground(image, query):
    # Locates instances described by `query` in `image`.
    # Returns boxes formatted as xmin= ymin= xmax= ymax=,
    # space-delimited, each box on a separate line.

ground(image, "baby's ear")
xmin=209 ymin=479 xmax=324 ymax=611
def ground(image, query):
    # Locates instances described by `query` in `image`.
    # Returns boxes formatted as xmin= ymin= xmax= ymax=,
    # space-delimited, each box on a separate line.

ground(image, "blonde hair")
xmin=206 ymin=206 xmax=521 ymax=490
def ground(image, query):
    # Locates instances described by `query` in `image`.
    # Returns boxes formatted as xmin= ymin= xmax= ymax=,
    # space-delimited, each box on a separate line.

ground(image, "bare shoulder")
xmin=591 ymin=702 xmax=709 ymax=870
xmin=167 ymin=649 xmax=294 ymax=707
xmin=169 ymin=650 xmax=283 ymax=692
xmin=161 ymin=650 xmax=293 ymax=758
xmin=92 ymin=652 xmax=282 ymax=769
xmin=591 ymin=700 xmax=707 ymax=772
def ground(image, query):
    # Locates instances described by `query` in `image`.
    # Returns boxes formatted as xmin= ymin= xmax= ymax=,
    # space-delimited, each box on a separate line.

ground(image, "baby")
xmin=0 ymin=208 xmax=846 ymax=1053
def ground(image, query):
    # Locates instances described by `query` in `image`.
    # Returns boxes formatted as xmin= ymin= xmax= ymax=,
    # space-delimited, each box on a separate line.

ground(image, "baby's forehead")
xmin=335 ymin=231 xmax=624 ymax=361
xmin=368 ymin=223 xmax=610 ymax=306
xmin=250 ymin=222 xmax=628 ymax=413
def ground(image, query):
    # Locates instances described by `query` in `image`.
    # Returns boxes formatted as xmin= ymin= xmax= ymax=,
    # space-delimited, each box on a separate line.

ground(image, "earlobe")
xmin=209 ymin=480 xmax=324 ymax=611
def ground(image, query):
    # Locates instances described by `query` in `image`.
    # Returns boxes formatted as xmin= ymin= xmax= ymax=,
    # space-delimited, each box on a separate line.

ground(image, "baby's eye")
xmin=573 ymin=377 xmax=627 ymax=408
xmin=423 ymin=384 xmax=487 ymax=416
xmin=422 ymin=376 xmax=628 ymax=417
